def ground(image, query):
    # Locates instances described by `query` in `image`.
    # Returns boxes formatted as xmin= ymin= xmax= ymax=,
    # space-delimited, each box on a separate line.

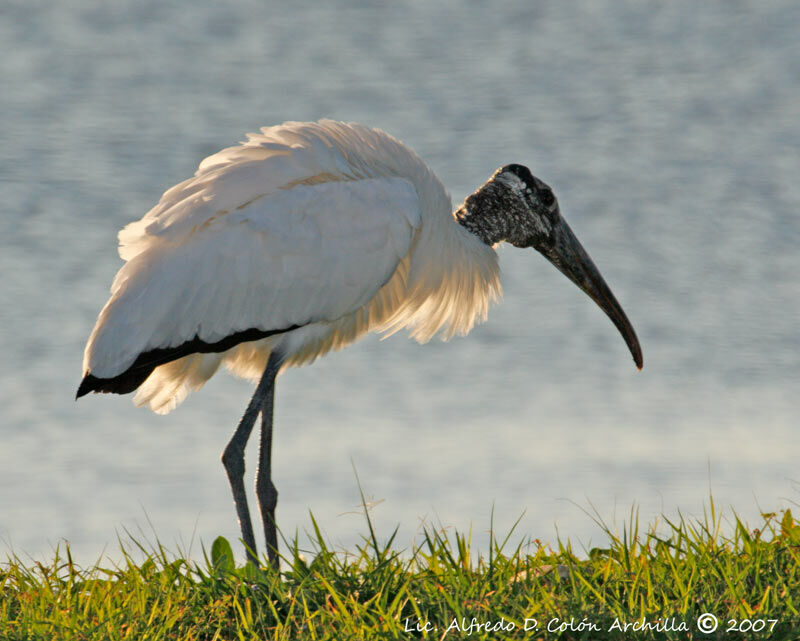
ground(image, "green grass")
xmin=2 ymin=500 xmax=799 ymax=640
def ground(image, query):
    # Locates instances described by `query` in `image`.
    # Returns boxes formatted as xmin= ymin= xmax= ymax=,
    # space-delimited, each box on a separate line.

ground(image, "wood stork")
xmin=77 ymin=120 xmax=642 ymax=569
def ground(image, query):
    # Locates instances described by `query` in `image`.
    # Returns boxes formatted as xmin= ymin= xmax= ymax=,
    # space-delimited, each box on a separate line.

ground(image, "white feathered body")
xmin=83 ymin=120 xmax=501 ymax=414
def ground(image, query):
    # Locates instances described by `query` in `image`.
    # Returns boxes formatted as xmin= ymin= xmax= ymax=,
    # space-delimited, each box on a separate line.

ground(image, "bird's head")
xmin=456 ymin=164 xmax=643 ymax=370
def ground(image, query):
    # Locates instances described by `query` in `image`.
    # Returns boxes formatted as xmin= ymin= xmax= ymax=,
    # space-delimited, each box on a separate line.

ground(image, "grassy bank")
xmin=2 ymin=501 xmax=799 ymax=640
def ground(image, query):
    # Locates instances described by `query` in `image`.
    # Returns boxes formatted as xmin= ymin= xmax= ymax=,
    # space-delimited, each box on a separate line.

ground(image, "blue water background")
xmin=2 ymin=1 xmax=799 ymax=562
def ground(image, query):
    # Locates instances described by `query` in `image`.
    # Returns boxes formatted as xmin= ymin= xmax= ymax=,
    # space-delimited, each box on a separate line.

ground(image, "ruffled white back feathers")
xmin=83 ymin=121 xmax=501 ymax=414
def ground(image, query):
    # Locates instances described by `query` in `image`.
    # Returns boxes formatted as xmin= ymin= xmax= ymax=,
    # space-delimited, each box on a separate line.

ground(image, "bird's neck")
xmin=454 ymin=180 xmax=514 ymax=247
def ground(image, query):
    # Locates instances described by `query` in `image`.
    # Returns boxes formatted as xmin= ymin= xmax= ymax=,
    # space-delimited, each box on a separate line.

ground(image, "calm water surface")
xmin=2 ymin=1 xmax=799 ymax=563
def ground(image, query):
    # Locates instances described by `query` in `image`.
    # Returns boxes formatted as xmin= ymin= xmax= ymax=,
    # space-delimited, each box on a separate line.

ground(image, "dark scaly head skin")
xmin=456 ymin=164 xmax=559 ymax=248
xmin=456 ymin=164 xmax=643 ymax=370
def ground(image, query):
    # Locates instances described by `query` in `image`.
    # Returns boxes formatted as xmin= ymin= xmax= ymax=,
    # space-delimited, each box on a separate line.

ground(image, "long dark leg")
xmin=255 ymin=351 xmax=283 ymax=570
xmin=221 ymin=351 xmax=281 ymax=565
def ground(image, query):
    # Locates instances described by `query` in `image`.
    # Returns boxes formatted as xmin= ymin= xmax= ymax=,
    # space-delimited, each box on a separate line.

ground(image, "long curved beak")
xmin=538 ymin=218 xmax=643 ymax=370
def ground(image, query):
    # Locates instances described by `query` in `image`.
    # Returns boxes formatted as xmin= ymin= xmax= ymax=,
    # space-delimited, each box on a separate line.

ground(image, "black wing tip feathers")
xmin=76 ymin=375 xmax=94 ymax=399
xmin=76 ymin=371 xmax=145 ymax=398
xmin=75 ymin=323 xmax=304 ymax=401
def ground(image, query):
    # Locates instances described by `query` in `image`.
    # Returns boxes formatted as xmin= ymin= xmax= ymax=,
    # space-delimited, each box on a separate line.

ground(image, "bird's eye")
xmin=540 ymin=188 xmax=555 ymax=208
